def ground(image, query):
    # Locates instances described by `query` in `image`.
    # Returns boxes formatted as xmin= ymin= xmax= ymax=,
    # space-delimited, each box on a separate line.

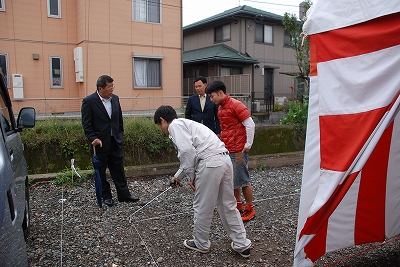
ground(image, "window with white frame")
xmin=214 ymin=24 xmax=231 ymax=42
xmin=133 ymin=58 xmax=161 ymax=88
xmin=133 ymin=0 xmax=160 ymax=23
xmin=50 ymin=56 xmax=63 ymax=88
xmin=0 ymin=53 xmax=9 ymax=87
xmin=255 ymin=24 xmax=273 ymax=44
xmin=0 ymin=0 xmax=5 ymax=12
xmin=48 ymin=0 xmax=61 ymax=18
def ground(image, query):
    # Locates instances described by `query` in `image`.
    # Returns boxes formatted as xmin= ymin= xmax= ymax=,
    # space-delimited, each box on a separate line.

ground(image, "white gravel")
xmin=27 ymin=164 xmax=400 ymax=266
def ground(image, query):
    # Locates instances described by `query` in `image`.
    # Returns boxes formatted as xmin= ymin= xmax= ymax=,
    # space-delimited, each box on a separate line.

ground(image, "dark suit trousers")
xmin=96 ymin=137 xmax=130 ymax=200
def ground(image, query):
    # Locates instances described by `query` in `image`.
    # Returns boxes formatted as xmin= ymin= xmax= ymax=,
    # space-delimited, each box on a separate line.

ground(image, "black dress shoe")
xmin=104 ymin=199 xmax=114 ymax=206
xmin=118 ymin=196 xmax=140 ymax=203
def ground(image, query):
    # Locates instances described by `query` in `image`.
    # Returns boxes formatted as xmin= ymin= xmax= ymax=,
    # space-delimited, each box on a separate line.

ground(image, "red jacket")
xmin=218 ymin=95 xmax=251 ymax=153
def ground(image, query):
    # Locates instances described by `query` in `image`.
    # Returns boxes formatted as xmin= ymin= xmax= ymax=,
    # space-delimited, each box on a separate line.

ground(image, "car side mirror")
xmin=17 ymin=107 xmax=36 ymax=130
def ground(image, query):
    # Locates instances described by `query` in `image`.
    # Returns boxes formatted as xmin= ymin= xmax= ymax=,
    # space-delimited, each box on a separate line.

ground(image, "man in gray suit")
xmin=81 ymin=75 xmax=139 ymax=206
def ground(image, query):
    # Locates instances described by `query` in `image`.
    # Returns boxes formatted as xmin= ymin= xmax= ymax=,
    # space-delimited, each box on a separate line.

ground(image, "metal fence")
xmin=251 ymin=92 xmax=296 ymax=113
xmin=12 ymin=95 xmax=252 ymax=119
xmin=183 ymin=74 xmax=251 ymax=96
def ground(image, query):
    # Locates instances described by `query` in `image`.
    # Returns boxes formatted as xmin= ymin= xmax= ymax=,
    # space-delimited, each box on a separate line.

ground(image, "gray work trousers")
xmin=192 ymin=153 xmax=251 ymax=252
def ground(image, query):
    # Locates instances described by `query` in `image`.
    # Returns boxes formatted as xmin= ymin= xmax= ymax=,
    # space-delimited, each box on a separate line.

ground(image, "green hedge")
xmin=22 ymin=118 xmax=304 ymax=174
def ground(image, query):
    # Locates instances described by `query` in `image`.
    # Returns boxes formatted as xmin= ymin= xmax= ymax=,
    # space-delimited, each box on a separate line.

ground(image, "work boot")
xmin=241 ymin=204 xmax=255 ymax=221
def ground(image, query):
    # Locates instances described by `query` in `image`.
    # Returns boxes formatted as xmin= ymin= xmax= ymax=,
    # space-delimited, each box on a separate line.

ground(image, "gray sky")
xmin=182 ymin=0 xmax=310 ymax=26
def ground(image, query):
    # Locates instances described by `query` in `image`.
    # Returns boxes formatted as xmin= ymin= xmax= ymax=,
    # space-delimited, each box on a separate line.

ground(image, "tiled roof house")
xmin=183 ymin=5 xmax=300 ymax=112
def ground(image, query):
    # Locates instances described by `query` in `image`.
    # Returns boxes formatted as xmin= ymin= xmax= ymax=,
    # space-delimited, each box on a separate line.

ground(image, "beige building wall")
xmin=0 ymin=0 xmax=182 ymax=113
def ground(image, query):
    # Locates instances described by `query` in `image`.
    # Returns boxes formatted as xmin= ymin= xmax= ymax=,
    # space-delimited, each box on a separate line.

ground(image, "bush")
xmin=280 ymin=100 xmax=308 ymax=140
xmin=280 ymin=100 xmax=308 ymax=126
xmin=124 ymin=117 xmax=172 ymax=153
xmin=22 ymin=117 xmax=173 ymax=155
xmin=22 ymin=117 xmax=88 ymax=153
xmin=21 ymin=117 xmax=174 ymax=174
xmin=21 ymin=117 xmax=305 ymax=175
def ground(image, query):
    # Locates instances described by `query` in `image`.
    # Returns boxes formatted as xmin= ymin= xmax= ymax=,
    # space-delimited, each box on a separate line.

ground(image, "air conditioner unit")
xmin=252 ymin=101 xmax=260 ymax=112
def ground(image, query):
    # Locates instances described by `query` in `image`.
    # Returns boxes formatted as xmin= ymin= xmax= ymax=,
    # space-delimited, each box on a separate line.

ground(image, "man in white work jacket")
xmin=154 ymin=105 xmax=251 ymax=258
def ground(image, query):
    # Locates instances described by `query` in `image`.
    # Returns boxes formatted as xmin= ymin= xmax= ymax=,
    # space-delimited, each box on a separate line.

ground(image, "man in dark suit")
xmin=185 ymin=76 xmax=220 ymax=135
xmin=81 ymin=75 xmax=139 ymax=207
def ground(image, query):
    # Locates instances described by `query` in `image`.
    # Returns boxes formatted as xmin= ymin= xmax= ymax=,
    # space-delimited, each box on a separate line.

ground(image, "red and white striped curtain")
xmin=294 ymin=1 xmax=400 ymax=265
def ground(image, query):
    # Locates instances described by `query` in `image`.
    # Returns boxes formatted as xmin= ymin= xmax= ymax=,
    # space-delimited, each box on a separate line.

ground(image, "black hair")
xmin=96 ymin=75 xmax=113 ymax=90
xmin=154 ymin=105 xmax=178 ymax=124
xmin=194 ymin=76 xmax=207 ymax=84
xmin=206 ymin=80 xmax=226 ymax=94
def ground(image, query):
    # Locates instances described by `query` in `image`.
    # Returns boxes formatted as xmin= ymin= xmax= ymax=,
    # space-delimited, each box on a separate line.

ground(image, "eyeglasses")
xmin=105 ymin=84 xmax=115 ymax=90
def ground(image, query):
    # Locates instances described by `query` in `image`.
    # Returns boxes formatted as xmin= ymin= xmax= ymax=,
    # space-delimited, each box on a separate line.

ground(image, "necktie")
xmin=200 ymin=96 xmax=206 ymax=111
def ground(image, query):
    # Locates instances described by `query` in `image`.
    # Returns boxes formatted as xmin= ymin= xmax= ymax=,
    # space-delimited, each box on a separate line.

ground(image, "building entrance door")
xmin=264 ymin=68 xmax=274 ymax=111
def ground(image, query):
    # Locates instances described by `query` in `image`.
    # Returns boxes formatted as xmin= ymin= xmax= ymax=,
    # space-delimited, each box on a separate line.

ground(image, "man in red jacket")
xmin=206 ymin=81 xmax=256 ymax=221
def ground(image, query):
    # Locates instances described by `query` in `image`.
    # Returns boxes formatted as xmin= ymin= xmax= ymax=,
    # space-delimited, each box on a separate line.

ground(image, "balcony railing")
xmin=183 ymin=74 xmax=251 ymax=96
xmin=12 ymin=95 xmax=252 ymax=119
xmin=11 ymin=74 xmax=252 ymax=118
xmin=11 ymin=97 xmax=187 ymax=119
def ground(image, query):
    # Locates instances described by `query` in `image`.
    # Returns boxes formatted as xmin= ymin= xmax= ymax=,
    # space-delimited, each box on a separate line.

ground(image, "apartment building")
xmin=183 ymin=5 xmax=299 ymax=112
xmin=0 ymin=0 xmax=182 ymax=114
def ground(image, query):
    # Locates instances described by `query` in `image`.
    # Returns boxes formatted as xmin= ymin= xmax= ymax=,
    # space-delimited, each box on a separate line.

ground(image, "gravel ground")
xmin=27 ymin=164 xmax=400 ymax=267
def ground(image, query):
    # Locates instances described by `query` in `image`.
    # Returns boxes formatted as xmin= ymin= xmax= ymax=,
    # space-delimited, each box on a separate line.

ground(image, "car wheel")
xmin=22 ymin=180 xmax=30 ymax=241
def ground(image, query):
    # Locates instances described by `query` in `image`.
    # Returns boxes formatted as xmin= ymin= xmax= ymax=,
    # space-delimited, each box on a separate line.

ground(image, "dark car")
xmin=0 ymin=73 xmax=35 ymax=267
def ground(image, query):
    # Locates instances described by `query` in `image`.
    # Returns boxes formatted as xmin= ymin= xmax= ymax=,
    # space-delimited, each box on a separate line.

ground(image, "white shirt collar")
xmin=97 ymin=91 xmax=112 ymax=102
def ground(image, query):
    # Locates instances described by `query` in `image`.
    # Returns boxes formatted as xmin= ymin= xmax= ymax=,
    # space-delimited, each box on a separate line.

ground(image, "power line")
xmin=129 ymin=0 xmax=182 ymax=11
xmin=125 ymin=0 xmax=300 ymax=12
xmin=243 ymin=0 xmax=299 ymax=8
xmin=241 ymin=0 xmax=300 ymax=15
